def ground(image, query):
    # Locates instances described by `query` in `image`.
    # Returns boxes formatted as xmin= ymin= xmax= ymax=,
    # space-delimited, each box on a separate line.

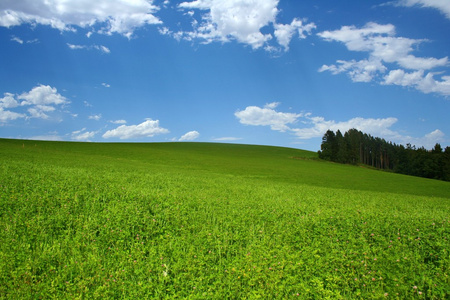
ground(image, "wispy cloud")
xmin=67 ymin=43 xmax=111 ymax=54
xmin=72 ymin=128 xmax=96 ymax=141
xmin=10 ymin=35 xmax=39 ymax=44
xmin=396 ymin=0 xmax=450 ymax=19
xmin=212 ymin=137 xmax=243 ymax=141
xmin=179 ymin=130 xmax=200 ymax=141
xmin=110 ymin=119 xmax=126 ymax=124
xmin=89 ymin=114 xmax=102 ymax=121
xmin=11 ymin=36 xmax=23 ymax=44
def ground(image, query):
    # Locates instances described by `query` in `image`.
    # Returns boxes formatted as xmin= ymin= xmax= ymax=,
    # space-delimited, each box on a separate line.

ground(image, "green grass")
xmin=1 ymin=138 xmax=449 ymax=299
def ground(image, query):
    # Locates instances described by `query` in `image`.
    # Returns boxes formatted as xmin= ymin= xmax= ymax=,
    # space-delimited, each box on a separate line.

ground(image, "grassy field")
xmin=0 ymin=138 xmax=449 ymax=299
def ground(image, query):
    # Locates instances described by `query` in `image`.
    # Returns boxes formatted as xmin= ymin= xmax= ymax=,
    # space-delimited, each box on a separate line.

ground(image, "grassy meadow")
xmin=0 ymin=138 xmax=449 ymax=299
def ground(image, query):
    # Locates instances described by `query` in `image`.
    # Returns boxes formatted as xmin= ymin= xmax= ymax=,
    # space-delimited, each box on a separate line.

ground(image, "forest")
xmin=318 ymin=129 xmax=450 ymax=181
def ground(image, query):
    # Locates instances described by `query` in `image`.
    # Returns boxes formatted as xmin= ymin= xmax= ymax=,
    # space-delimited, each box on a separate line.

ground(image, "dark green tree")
xmin=318 ymin=130 xmax=336 ymax=161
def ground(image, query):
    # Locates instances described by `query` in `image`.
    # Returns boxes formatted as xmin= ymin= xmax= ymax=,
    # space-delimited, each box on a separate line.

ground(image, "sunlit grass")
xmin=1 ymin=139 xmax=449 ymax=298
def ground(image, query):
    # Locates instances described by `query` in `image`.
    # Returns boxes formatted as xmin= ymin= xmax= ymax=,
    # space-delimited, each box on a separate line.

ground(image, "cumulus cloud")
xmin=235 ymin=103 xmax=445 ymax=149
xmin=235 ymin=102 xmax=301 ymax=132
xmin=274 ymin=18 xmax=316 ymax=51
xmin=318 ymin=22 xmax=449 ymax=96
xmin=176 ymin=0 xmax=314 ymax=50
xmin=20 ymin=85 xmax=68 ymax=119
xmin=178 ymin=0 xmax=277 ymax=49
xmin=18 ymin=85 xmax=68 ymax=107
xmin=397 ymin=0 xmax=450 ymax=19
xmin=179 ymin=130 xmax=200 ymax=141
xmin=383 ymin=70 xmax=450 ymax=95
xmin=0 ymin=85 xmax=69 ymax=122
xmin=102 ymin=119 xmax=169 ymax=139
xmin=0 ymin=93 xmax=19 ymax=109
xmin=0 ymin=0 xmax=161 ymax=38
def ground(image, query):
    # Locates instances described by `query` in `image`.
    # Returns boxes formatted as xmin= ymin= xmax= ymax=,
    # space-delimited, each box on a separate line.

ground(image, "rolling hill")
xmin=1 ymin=139 xmax=449 ymax=298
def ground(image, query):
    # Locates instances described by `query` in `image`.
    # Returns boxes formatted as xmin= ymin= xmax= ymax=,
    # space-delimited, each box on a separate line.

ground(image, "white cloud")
xmin=318 ymin=22 xmax=449 ymax=96
xmin=89 ymin=114 xmax=102 ymax=121
xmin=72 ymin=128 xmax=96 ymax=141
xmin=414 ymin=129 xmax=445 ymax=149
xmin=11 ymin=36 xmax=23 ymax=44
xmin=179 ymin=130 xmax=200 ymax=141
xmin=176 ymin=0 xmax=313 ymax=51
xmin=27 ymin=105 xmax=56 ymax=119
xmin=67 ymin=44 xmax=85 ymax=50
xmin=19 ymin=85 xmax=68 ymax=119
xmin=97 ymin=45 xmax=110 ymax=54
xmin=212 ymin=137 xmax=243 ymax=141
xmin=318 ymin=22 xmax=448 ymax=70
xmin=18 ymin=85 xmax=68 ymax=106
xmin=274 ymin=18 xmax=316 ymax=51
xmin=0 ymin=0 xmax=161 ymax=38
xmin=291 ymin=116 xmax=399 ymax=140
xmin=0 ymin=108 xmax=25 ymax=122
xmin=319 ymin=59 xmax=387 ymax=82
xmin=102 ymin=83 xmax=111 ymax=88
xmin=383 ymin=69 xmax=450 ymax=95
xmin=0 ymin=85 xmax=69 ymax=122
xmin=235 ymin=103 xmax=445 ymax=149
xmin=235 ymin=102 xmax=301 ymax=132
xmin=28 ymin=134 xmax=63 ymax=141
xmin=67 ymin=43 xmax=110 ymax=54
xmin=178 ymin=0 xmax=278 ymax=49
xmin=397 ymin=0 xmax=450 ymax=19
xmin=0 ymin=93 xmax=19 ymax=109
xmin=11 ymin=36 xmax=39 ymax=44
xmin=110 ymin=119 xmax=127 ymax=124
xmin=102 ymin=119 xmax=169 ymax=139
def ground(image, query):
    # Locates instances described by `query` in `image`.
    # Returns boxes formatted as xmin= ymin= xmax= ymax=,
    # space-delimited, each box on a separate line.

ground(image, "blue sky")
xmin=0 ymin=0 xmax=449 ymax=151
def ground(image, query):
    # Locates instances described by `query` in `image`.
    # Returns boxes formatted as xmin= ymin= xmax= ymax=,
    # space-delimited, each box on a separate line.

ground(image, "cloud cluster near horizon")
xmin=1 ymin=84 xmax=446 ymax=148
xmin=235 ymin=102 xmax=445 ymax=149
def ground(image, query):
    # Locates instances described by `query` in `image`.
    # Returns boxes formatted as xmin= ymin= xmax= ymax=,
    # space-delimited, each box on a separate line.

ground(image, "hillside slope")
xmin=1 ymin=138 xmax=449 ymax=298
xmin=1 ymin=138 xmax=448 ymax=198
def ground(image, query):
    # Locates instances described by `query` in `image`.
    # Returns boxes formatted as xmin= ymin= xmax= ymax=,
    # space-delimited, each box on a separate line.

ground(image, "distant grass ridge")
xmin=1 ymin=138 xmax=449 ymax=298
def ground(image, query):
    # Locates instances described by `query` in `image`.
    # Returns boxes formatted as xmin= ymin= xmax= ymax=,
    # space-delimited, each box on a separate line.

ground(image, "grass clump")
xmin=0 ymin=139 xmax=449 ymax=299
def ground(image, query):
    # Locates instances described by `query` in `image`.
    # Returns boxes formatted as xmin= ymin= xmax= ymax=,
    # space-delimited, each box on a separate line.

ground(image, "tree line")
xmin=318 ymin=128 xmax=450 ymax=181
